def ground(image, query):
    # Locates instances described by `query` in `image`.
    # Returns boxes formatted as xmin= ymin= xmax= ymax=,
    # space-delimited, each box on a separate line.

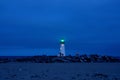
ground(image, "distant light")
xmin=60 ymin=39 xmax=65 ymax=42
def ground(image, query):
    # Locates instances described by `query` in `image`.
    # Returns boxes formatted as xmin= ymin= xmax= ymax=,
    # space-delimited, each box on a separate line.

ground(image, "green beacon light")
xmin=60 ymin=39 xmax=65 ymax=44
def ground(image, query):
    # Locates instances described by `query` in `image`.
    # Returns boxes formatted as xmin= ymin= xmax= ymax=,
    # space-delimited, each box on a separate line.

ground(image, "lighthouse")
xmin=58 ymin=39 xmax=66 ymax=57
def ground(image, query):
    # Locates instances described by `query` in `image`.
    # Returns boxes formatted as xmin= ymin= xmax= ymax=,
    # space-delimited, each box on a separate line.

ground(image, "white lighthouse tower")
xmin=58 ymin=39 xmax=66 ymax=57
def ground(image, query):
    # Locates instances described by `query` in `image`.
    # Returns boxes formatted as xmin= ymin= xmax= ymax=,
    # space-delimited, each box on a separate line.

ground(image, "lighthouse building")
xmin=58 ymin=39 xmax=66 ymax=57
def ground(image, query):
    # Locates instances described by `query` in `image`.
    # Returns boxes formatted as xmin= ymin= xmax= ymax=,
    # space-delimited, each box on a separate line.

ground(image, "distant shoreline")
xmin=0 ymin=54 xmax=120 ymax=63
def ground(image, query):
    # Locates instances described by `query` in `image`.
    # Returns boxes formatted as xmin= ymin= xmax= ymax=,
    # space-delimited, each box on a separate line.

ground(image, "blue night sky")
xmin=0 ymin=0 xmax=120 ymax=56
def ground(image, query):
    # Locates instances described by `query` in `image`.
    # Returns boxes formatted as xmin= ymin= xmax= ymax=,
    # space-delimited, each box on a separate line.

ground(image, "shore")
xmin=0 ymin=63 xmax=120 ymax=80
